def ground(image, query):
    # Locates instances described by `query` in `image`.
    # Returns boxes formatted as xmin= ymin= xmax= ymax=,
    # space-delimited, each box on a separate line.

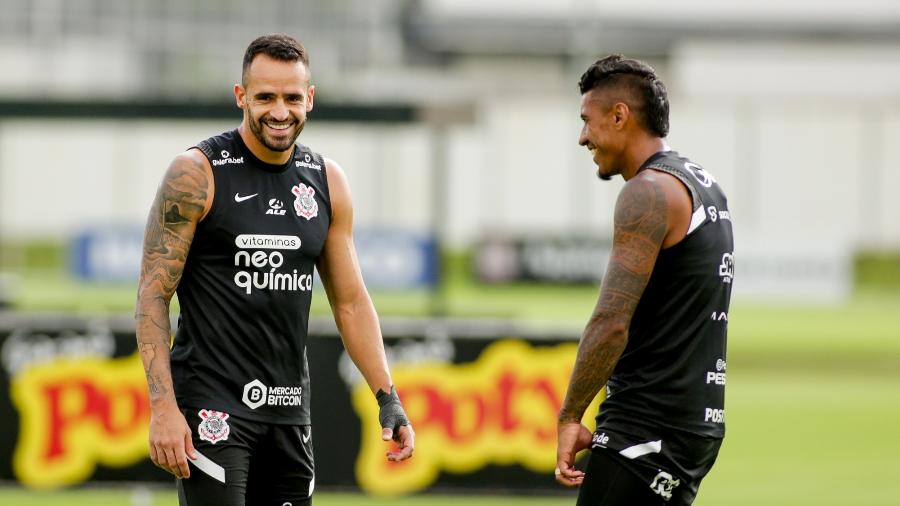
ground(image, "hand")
xmin=384 ymin=423 xmax=415 ymax=462
xmin=377 ymin=386 xmax=414 ymax=461
xmin=148 ymin=401 xmax=196 ymax=478
xmin=555 ymin=421 xmax=593 ymax=488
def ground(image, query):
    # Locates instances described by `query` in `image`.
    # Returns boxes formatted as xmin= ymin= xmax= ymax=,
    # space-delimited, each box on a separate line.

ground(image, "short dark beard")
xmin=248 ymin=110 xmax=305 ymax=153
xmin=597 ymin=171 xmax=612 ymax=181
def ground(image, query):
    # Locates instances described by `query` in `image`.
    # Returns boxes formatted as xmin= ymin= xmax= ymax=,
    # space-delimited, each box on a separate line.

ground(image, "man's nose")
xmin=270 ymin=99 xmax=289 ymax=121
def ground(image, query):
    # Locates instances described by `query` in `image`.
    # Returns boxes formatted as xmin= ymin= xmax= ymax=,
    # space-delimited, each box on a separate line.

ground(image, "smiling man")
xmin=555 ymin=55 xmax=734 ymax=505
xmin=135 ymin=34 xmax=414 ymax=506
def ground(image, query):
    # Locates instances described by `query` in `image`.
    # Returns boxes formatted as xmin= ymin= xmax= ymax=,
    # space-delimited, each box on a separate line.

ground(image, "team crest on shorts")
xmin=291 ymin=182 xmax=318 ymax=220
xmin=197 ymin=409 xmax=230 ymax=444
xmin=649 ymin=470 xmax=680 ymax=501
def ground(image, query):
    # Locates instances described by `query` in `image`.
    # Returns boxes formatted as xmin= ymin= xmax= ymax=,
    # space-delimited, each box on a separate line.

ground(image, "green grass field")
xmin=3 ymin=265 xmax=900 ymax=505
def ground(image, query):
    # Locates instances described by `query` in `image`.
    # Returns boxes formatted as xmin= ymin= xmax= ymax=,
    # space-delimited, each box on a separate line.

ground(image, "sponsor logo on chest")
xmin=296 ymin=153 xmax=322 ymax=170
xmin=232 ymin=180 xmax=320 ymax=220
xmin=292 ymin=182 xmax=318 ymax=220
xmin=705 ymin=358 xmax=727 ymax=385
xmin=266 ymin=198 xmax=286 ymax=215
xmin=719 ymin=252 xmax=734 ymax=283
xmin=213 ymin=149 xmax=244 ymax=167
xmin=232 ymin=234 xmax=313 ymax=295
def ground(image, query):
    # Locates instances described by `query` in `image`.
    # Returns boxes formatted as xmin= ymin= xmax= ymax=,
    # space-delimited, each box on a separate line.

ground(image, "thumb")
xmin=382 ymin=427 xmax=393 ymax=441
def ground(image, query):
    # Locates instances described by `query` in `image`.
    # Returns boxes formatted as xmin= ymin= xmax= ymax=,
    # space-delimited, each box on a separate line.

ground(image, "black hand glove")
xmin=376 ymin=385 xmax=410 ymax=441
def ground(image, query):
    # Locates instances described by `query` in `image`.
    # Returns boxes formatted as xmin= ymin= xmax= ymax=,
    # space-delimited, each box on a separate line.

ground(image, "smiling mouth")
xmin=264 ymin=121 xmax=295 ymax=133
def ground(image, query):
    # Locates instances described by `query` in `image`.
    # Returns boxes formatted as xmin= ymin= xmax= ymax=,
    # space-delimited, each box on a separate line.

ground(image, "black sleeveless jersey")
xmin=171 ymin=129 xmax=331 ymax=425
xmin=597 ymin=151 xmax=733 ymax=439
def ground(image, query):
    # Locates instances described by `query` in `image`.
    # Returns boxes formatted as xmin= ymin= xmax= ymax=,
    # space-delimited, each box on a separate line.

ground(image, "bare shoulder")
xmin=160 ymin=148 xmax=214 ymax=221
xmin=324 ymin=157 xmax=349 ymax=190
xmin=324 ymin=157 xmax=352 ymax=216
xmin=625 ymin=169 xmax=692 ymax=247
xmin=615 ymin=171 xmax=669 ymax=229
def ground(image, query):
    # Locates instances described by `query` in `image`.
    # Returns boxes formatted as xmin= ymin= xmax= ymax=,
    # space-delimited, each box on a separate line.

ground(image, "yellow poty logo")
xmin=352 ymin=340 xmax=600 ymax=496
xmin=10 ymin=353 xmax=149 ymax=488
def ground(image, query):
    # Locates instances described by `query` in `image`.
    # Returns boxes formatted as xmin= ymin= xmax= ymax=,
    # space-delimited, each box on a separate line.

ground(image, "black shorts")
xmin=176 ymin=406 xmax=314 ymax=506
xmin=578 ymin=426 xmax=722 ymax=506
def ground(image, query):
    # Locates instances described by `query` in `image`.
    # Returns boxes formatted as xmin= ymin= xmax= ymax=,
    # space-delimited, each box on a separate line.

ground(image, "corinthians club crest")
xmin=291 ymin=182 xmax=318 ymax=220
xmin=197 ymin=409 xmax=230 ymax=444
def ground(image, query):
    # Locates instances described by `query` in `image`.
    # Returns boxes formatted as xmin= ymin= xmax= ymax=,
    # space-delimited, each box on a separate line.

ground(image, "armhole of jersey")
xmin=647 ymin=165 xmax=706 ymax=237
xmin=191 ymin=142 xmax=218 ymax=224
xmin=318 ymin=153 xmax=334 ymax=222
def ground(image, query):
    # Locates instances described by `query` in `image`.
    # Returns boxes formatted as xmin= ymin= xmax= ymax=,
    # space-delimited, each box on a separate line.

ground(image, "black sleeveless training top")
xmin=171 ymin=129 xmax=331 ymax=425
xmin=597 ymin=150 xmax=734 ymax=439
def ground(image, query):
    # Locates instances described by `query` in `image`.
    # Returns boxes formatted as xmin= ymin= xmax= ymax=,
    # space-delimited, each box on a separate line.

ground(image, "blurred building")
xmin=1 ymin=0 xmax=899 ymax=299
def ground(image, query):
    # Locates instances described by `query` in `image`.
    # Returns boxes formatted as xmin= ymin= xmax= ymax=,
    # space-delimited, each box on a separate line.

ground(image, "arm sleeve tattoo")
xmin=559 ymin=176 xmax=668 ymax=423
xmin=135 ymin=155 xmax=208 ymax=405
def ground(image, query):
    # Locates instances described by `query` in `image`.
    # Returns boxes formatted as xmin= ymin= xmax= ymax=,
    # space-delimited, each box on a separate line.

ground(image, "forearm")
xmin=332 ymin=295 xmax=392 ymax=394
xmin=135 ymin=294 xmax=178 ymax=407
xmin=558 ymin=316 xmax=628 ymax=423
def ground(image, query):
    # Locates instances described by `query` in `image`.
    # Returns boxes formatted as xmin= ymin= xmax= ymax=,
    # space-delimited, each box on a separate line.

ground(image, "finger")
xmin=387 ymin=441 xmax=414 ymax=461
xmin=554 ymin=467 xmax=584 ymax=488
xmin=184 ymin=431 xmax=197 ymax=460
xmin=556 ymin=475 xmax=584 ymax=487
xmin=387 ymin=426 xmax=415 ymax=461
xmin=177 ymin=450 xmax=191 ymax=479
xmin=163 ymin=447 xmax=182 ymax=478
xmin=154 ymin=446 xmax=172 ymax=474
xmin=381 ymin=427 xmax=393 ymax=441
xmin=173 ymin=439 xmax=190 ymax=479
xmin=559 ymin=463 xmax=585 ymax=479
xmin=149 ymin=444 xmax=160 ymax=467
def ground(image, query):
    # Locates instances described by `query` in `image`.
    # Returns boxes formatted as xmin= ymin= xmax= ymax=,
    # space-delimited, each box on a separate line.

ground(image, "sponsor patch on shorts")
xmin=197 ymin=409 xmax=231 ymax=444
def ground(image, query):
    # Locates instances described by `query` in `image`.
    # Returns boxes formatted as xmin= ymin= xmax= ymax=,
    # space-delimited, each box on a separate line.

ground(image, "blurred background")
xmin=0 ymin=0 xmax=898 ymax=505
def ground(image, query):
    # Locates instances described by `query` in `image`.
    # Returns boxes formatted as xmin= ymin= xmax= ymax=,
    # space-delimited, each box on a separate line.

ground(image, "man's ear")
xmin=234 ymin=84 xmax=246 ymax=109
xmin=612 ymin=102 xmax=630 ymax=130
xmin=306 ymin=85 xmax=315 ymax=113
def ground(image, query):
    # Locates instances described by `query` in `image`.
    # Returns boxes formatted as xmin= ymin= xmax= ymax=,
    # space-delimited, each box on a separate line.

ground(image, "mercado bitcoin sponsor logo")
xmin=10 ymin=353 xmax=149 ymax=488
xmin=242 ymin=379 xmax=302 ymax=409
xmin=351 ymin=340 xmax=601 ymax=496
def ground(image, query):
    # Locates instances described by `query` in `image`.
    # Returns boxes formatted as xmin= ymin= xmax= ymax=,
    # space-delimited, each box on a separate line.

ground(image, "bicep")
xmin=594 ymin=177 xmax=669 ymax=321
xmin=316 ymin=159 xmax=367 ymax=304
xmin=138 ymin=154 xmax=210 ymax=301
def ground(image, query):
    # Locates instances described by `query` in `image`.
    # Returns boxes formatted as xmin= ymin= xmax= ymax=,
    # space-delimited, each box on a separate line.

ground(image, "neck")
xmin=621 ymin=136 xmax=668 ymax=181
xmin=237 ymin=122 xmax=293 ymax=165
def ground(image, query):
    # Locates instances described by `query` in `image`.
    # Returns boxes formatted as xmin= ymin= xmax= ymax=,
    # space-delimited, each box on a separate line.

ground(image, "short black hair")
xmin=242 ymin=34 xmax=309 ymax=84
xmin=578 ymin=55 xmax=669 ymax=138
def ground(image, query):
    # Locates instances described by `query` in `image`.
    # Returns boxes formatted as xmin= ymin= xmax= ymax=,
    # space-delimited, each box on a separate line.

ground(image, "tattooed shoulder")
xmin=159 ymin=152 xmax=210 ymax=224
xmin=593 ymin=175 xmax=669 ymax=320
xmin=137 ymin=152 xmax=211 ymax=301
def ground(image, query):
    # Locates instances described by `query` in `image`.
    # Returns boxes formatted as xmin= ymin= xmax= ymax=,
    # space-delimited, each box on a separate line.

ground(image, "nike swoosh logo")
xmin=302 ymin=430 xmax=311 ymax=444
xmin=234 ymin=193 xmax=258 ymax=203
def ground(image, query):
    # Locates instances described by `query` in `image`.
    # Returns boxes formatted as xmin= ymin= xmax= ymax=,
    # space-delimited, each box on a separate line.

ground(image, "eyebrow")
xmin=252 ymin=91 xmax=305 ymax=99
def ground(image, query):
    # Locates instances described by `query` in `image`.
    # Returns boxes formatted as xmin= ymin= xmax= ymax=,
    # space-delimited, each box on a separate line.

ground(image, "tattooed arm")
xmin=135 ymin=150 xmax=212 ymax=479
xmin=555 ymin=170 xmax=690 ymax=487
